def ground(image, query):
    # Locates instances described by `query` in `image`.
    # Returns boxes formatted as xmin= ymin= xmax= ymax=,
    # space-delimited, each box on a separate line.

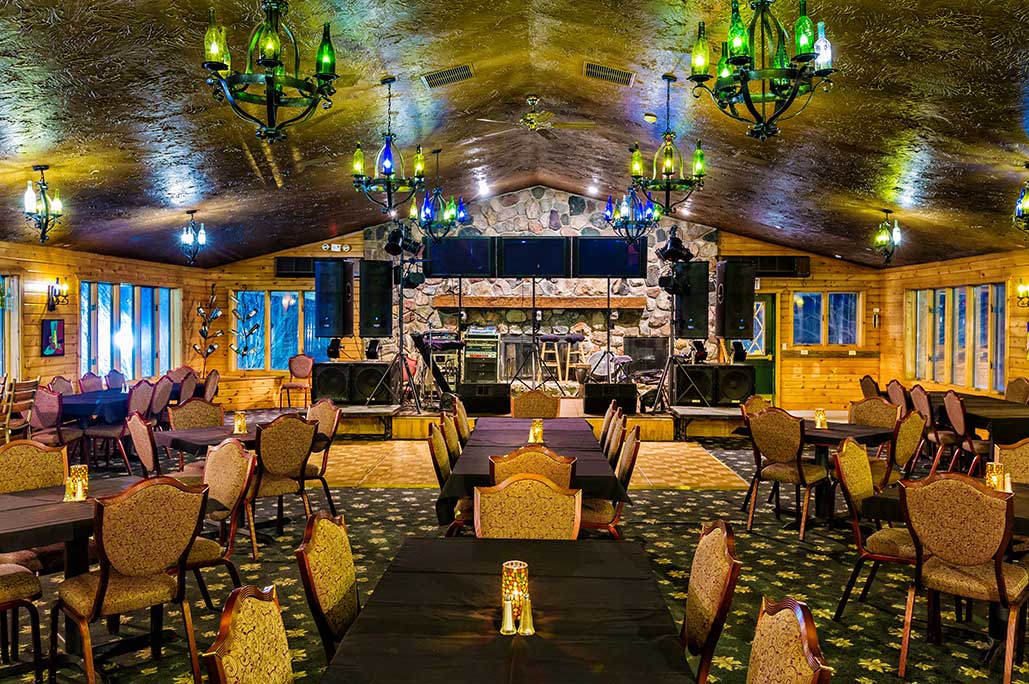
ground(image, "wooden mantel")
xmin=431 ymin=295 xmax=647 ymax=310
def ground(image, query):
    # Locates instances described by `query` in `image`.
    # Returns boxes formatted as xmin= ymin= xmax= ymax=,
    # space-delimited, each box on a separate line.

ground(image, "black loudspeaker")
xmin=674 ymin=261 xmax=709 ymax=339
xmin=673 ymin=365 xmax=717 ymax=405
xmin=314 ymin=259 xmax=354 ymax=338
xmin=584 ymin=383 xmax=638 ymax=416
xmin=350 ymin=362 xmax=393 ymax=404
xmin=716 ymin=364 xmax=756 ymax=406
xmin=312 ymin=361 xmax=394 ymax=405
xmin=458 ymin=383 xmax=511 ymax=415
xmin=359 ymin=261 xmax=394 ymax=338
xmin=714 ymin=261 xmax=756 ymax=338
xmin=312 ymin=363 xmax=350 ymax=403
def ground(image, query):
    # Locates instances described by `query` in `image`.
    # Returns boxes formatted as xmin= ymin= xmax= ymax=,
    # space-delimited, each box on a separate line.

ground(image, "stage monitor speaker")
xmin=714 ymin=261 xmax=756 ymax=338
xmin=314 ymin=259 xmax=354 ymax=338
xmin=458 ymin=383 xmax=511 ymax=415
xmin=674 ymin=261 xmax=709 ymax=339
xmin=673 ymin=365 xmax=717 ymax=406
xmin=312 ymin=363 xmax=350 ymax=403
xmin=583 ymin=383 xmax=638 ymax=416
xmin=350 ymin=362 xmax=393 ymax=404
xmin=359 ymin=261 xmax=394 ymax=338
xmin=312 ymin=361 xmax=394 ymax=405
xmin=715 ymin=364 xmax=756 ymax=405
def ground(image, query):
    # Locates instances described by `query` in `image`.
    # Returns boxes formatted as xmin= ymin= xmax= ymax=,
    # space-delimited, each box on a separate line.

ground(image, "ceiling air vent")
xmin=583 ymin=62 xmax=636 ymax=87
xmin=421 ymin=64 xmax=475 ymax=89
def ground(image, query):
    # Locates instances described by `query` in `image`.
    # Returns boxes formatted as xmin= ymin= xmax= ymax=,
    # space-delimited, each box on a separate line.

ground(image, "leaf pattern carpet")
xmin=7 ymin=437 xmax=1024 ymax=683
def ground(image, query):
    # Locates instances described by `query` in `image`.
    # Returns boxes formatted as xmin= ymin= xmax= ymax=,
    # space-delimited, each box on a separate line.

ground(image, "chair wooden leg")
xmin=746 ymin=479 xmax=760 ymax=532
xmin=5 ymin=608 xmax=13 ymax=663
xmin=75 ymin=613 xmax=95 ymax=684
xmin=180 ymin=600 xmax=202 ymax=684
xmin=300 ymin=491 xmax=312 ymax=518
xmin=929 ymin=444 xmax=945 ymax=477
xmin=927 ymin=590 xmax=941 ymax=645
xmin=798 ymin=486 xmax=812 ymax=542
xmin=276 ymin=496 xmax=285 ymax=535
xmin=1 ymin=609 xmax=9 ymax=664
xmin=1005 ymin=601 xmax=1021 ymax=684
xmin=1017 ymin=602 xmax=1027 ymax=665
xmin=223 ymin=560 xmax=242 ymax=588
xmin=115 ymin=437 xmax=133 ymax=477
xmin=319 ymin=477 xmax=338 ymax=517
xmin=105 ymin=614 xmax=119 ymax=635
xmin=193 ymin=569 xmax=214 ymax=611
xmin=858 ymin=560 xmax=881 ymax=602
xmin=899 ymin=583 xmax=916 ymax=678
xmin=773 ymin=483 xmax=781 ymax=520
xmin=24 ymin=603 xmax=41 ymax=684
xmin=149 ymin=604 xmax=163 ymax=658
xmin=833 ymin=556 xmax=866 ymax=622
xmin=245 ymin=501 xmax=259 ymax=560
xmin=947 ymin=447 xmax=965 ymax=473
xmin=46 ymin=605 xmax=59 ymax=684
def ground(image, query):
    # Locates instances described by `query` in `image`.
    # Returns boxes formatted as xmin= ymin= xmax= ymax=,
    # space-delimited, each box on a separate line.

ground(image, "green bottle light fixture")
xmin=315 ymin=22 xmax=336 ymax=78
xmin=691 ymin=22 xmax=710 ymax=79
xmin=873 ymin=209 xmax=901 ymax=265
xmin=794 ymin=0 xmax=816 ymax=60
xmin=1014 ymin=163 xmax=1029 ymax=235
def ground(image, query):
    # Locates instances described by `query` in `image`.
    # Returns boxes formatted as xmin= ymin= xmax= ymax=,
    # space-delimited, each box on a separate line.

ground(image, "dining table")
xmin=435 ymin=417 xmax=628 ymax=525
xmin=154 ymin=426 xmax=258 ymax=455
xmin=927 ymin=391 xmax=1029 ymax=446
xmin=61 ymin=388 xmax=129 ymax=426
xmin=322 ymin=537 xmax=692 ymax=683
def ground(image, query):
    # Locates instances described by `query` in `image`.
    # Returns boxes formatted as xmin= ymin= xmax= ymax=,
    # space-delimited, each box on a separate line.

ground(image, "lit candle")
xmin=502 ymin=560 xmax=529 ymax=621
xmin=814 ymin=408 xmax=827 ymax=429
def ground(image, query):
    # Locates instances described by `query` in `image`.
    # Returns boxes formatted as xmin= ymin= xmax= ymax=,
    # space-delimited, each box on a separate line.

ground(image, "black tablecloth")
xmin=864 ymin=482 xmax=1029 ymax=537
xmin=323 ymin=538 xmax=691 ymax=683
xmin=928 ymin=392 xmax=1029 ymax=445
xmin=802 ymin=420 xmax=895 ymax=448
xmin=61 ymin=389 xmax=129 ymax=424
xmin=154 ymin=426 xmax=257 ymax=454
xmin=436 ymin=418 xmax=627 ymax=524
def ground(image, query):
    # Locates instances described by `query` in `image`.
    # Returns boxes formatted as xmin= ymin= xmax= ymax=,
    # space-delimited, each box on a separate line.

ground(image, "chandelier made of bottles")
xmin=23 ymin=165 xmax=63 ymax=244
xmin=406 ymin=149 xmax=467 ymax=243
xmin=873 ymin=208 xmax=902 ymax=265
xmin=1014 ymin=165 xmax=1029 ymax=235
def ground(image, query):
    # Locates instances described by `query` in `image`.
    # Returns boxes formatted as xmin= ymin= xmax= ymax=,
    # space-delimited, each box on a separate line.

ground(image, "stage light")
xmin=402 ymin=271 xmax=426 ymax=289
xmin=384 ymin=227 xmax=404 ymax=256
xmin=656 ymin=225 xmax=692 ymax=263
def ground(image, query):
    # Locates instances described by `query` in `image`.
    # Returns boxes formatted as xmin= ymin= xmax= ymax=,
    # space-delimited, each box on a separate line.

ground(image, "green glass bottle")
xmin=257 ymin=20 xmax=281 ymax=67
xmin=690 ymin=21 xmax=711 ymax=78
xmin=353 ymin=143 xmax=365 ymax=176
xmin=691 ymin=141 xmax=705 ymax=178
xmin=412 ymin=145 xmax=426 ymax=178
xmin=630 ymin=142 xmax=644 ymax=178
xmin=727 ymin=0 xmax=750 ymax=63
xmin=794 ymin=0 xmax=816 ymax=58
xmin=204 ymin=9 xmax=223 ymax=65
xmin=717 ymin=42 xmax=731 ymax=79
xmin=315 ymin=23 xmax=336 ymax=78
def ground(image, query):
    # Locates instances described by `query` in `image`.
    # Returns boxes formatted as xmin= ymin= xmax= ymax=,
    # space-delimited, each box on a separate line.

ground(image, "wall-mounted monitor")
xmin=571 ymin=237 xmax=648 ymax=278
xmin=496 ymin=236 xmax=571 ymax=278
xmin=423 ymin=237 xmax=496 ymax=278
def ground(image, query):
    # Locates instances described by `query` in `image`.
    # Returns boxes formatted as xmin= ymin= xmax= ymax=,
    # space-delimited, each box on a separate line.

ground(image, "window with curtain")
xmin=235 ymin=289 xmax=336 ymax=369
xmin=80 ymin=282 xmax=179 ymax=379
xmin=793 ymin=291 xmax=861 ymax=346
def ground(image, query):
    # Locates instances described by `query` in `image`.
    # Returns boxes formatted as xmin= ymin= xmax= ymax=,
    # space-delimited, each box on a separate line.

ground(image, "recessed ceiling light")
xmin=834 ymin=254 xmax=842 ymax=259
xmin=478 ymin=178 xmax=490 ymax=196
xmin=680 ymin=207 xmax=689 ymax=215
xmin=643 ymin=112 xmax=658 ymax=123
xmin=586 ymin=184 xmax=598 ymax=196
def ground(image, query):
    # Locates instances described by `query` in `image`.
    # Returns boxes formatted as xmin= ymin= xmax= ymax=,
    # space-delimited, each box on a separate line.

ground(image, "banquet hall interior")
xmin=1 ymin=0 xmax=1029 ymax=682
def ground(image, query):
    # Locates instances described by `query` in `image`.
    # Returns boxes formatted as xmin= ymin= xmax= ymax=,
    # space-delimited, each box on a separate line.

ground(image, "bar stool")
xmin=563 ymin=333 xmax=589 ymax=384
xmin=539 ymin=334 xmax=563 ymax=382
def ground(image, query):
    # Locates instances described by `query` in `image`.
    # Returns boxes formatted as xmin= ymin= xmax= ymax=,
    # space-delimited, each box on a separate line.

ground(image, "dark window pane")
xmin=827 ymin=293 xmax=858 ymax=345
xmin=793 ymin=292 xmax=822 ymax=345
xmin=303 ymin=291 xmax=331 ymax=363
xmin=270 ymin=291 xmax=299 ymax=370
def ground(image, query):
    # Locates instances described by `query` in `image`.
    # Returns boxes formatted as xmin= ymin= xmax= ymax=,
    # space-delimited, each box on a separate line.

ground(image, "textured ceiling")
xmin=0 ymin=0 xmax=1028 ymax=267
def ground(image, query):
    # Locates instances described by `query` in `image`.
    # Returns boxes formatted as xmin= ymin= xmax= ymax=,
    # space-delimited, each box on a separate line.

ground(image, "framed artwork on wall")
xmin=41 ymin=319 xmax=65 ymax=357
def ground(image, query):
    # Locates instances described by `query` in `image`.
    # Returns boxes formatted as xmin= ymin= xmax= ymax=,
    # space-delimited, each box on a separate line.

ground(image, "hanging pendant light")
xmin=23 ymin=165 xmax=63 ymax=244
xmin=201 ymin=2 xmax=337 ymax=143
xmin=1014 ymin=164 xmax=1029 ymax=235
xmin=873 ymin=208 xmax=901 ymax=265
xmin=179 ymin=210 xmax=208 ymax=266
xmin=410 ymin=149 xmax=467 ymax=243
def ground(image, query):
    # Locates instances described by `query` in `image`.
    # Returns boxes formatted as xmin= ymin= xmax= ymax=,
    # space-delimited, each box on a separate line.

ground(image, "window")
xmin=235 ymin=291 xmax=266 ymax=371
xmin=793 ymin=291 xmax=861 ymax=346
xmin=234 ymin=289 xmax=337 ymax=369
xmin=736 ymin=299 xmax=766 ymax=356
xmin=80 ymin=282 xmax=179 ymax=378
xmin=303 ymin=292 xmax=332 ymax=363
xmin=0 ymin=276 xmax=15 ymax=378
xmin=994 ymin=284 xmax=1006 ymax=393
xmin=952 ymin=287 xmax=966 ymax=385
xmin=270 ymin=291 xmax=299 ymax=370
xmin=932 ymin=288 xmax=946 ymax=384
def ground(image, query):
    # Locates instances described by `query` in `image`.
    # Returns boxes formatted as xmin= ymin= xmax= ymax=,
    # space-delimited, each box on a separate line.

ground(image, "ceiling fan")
xmin=473 ymin=96 xmax=596 ymax=141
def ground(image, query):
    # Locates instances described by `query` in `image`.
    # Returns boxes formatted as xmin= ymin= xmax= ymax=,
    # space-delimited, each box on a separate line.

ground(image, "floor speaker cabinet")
xmin=583 ymin=383 xmax=638 ymax=416
xmin=673 ymin=363 xmax=756 ymax=406
xmin=674 ymin=261 xmax=710 ymax=339
xmin=359 ymin=260 xmax=394 ymax=338
xmin=714 ymin=261 xmax=756 ymax=339
xmin=314 ymin=259 xmax=354 ymax=338
xmin=458 ymin=383 xmax=512 ymax=415
xmin=312 ymin=361 xmax=395 ymax=405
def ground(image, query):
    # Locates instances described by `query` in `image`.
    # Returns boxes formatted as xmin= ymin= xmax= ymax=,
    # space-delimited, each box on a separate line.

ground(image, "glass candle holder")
xmin=528 ymin=419 xmax=544 ymax=445
xmin=64 ymin=464 xmax=89 ymax=502
xmin=502 ymin=560 xmax=529 ymax=621
xmin=233 ymin=412 xmax=247 ymax=435
xmin=986 ymin=462 xmax=1006 ymax=490
xmin=814 ymin=408 xmax=827 ymax=430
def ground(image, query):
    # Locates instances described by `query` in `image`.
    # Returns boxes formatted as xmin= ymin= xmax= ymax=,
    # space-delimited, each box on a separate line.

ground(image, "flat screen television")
xmin=423 ymin=237 xmax=496 ymax=278
xmin=497 ymin=236 xmax=571 ymax=278
xmin=571 ymin=237 xmax=648 ymax=278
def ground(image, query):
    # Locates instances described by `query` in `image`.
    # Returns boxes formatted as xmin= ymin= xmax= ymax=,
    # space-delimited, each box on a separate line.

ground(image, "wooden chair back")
xmin=1005 ymin=376 xmax=1029 ymax=404
xmin=440 ymin=412 xmax=462 ymax=463
xmin=49 ymin=376 xmax=75 ymax=395
xmin=202 ymin=585 xmax=294 ymax=684
xmin=427 ymin=423 xmax=451 ymax=489
xmin=295 ymin=512 xmax=360 ymax=661
xmin=78 ymin=372 xmax=103 ymax=393
xmin=288 ymin=354 xmax=315 ymax=381
xmin=179 ymin=372 xmax=198 ymax=404
xmin=859 ymin=375 xmax=880 ymax=399
xmin=150 ymin=375 xmax=174 ymax=417
xmin=255 ymin=414 xmax=316 ymax=478
xmin=886 ymin=379 xmax=909 ymax=414
xmin=168 ymin=398 xmax=224 ymax=430
xmin=489 ymin=446 xmax=576 ymax=488
xmin=747 ymin=407 xmax=804 ymax=467
xmin=105 ymin=369 xmax=127 ymax=391
xmin=746 ymin=597 xmax=832 ymax=683
xmin=126 ymin=412 xmax=160 ymax=475
xmin=0 ymin=440 xmax=67 ymax=494
xmin=511 ymin=389 xmax=559 ymax=419
xmin=474 ymin=473 xmax=582 ymax=540
xmin=848 ymin=396 xmax=901 ymax=429
xmin=203 ymin=369 xmax=221 ymax=402
xmin=996 ymin=437 xmax=1029 ymax=485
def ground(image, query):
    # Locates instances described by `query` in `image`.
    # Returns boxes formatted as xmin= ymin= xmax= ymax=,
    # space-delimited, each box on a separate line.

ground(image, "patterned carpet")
xmin=3 ymin=437 xmax=1025 ymax=683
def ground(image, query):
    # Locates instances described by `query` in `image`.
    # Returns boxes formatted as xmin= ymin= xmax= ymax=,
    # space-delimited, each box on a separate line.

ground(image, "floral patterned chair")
xmin=510 ymin=389 xmax=559 ymax=419
xmin=604 ymin=412 xmax=626 ymax=466
xmin=740 ymin=394 xmax=771 ymax=420
xmin=126 ymin=412 xmax=176 ymax=477
xmin=680 ymin=521 xmax=742 ymax=684
xmin=149 ymin=375 xmax=174 ymax=429
xmin=910 ymin=384 xmax=957 ymax=476
xmin=77 ymin=372 xmax=103 ymax=393
xmin=898 ymin=474 xmax=1026 ymax=683
xmin=48 ymin=477 xmax=208 ymax=684
xmin=166 ymin=366 xmax=195 ymax=384
xmin=440 ymin=412 xmax=463 ymax=465
xmin=0 ymin=440 xmax=68 ymax=575
xmin=746 ymin=407 xmax=825 ymax=541
xmin=85 ymin=380 xmax=153 ymax=475
xmin=870 ymin=409 xmax=926 ymax=490
xmin=858 ymin=374 xmax=880 ymax=399
xmin=295 ymin=512 xmax=360 ymax=661
xmin=597 ymin=399 xmax=617 ymax=451
xmin=47 ymin=376 xmax=75 ymax=395
xmin=1005 ymin=376 xmax=1029 ymax=404
xmin=168 ymin=399 xmax=225 ymax=470
xmin=885 ymin=379 xmax=910 ymax=415
xmin=202 ymin=585 xmax=293 ymax=684
xmin=580 ymin=425 xmax=641 ymax=539
xmin=451 ymin=395 xmax=472 ymax=444
xmin=279 ymin=354 xmax=314 ymax=409
xmin=185 ymin=439 xmax=255 ymax=610
xmin=474 ymin=473 xmax=582 ymax=540
xmin=427 ymin=423 xmax=471 ymax=537
xmin=832 ymin=438 xmax=919 ymax=621
xmin=849 ymin=396 xmax=901 ymax=430
xmin=746 ymin=597 xmax=832 ymax=683
xmin=489 ymin=446 xmax=576 ymax=488
xmin=178 ymin=372 xmax=199 ymax=406
xmin=996 ymin=438 xmax=1029 ymax=485
xmin=104 ymin=369 xmax=126 ymax=391
xmin=300 ymin=399 xmax=342 ymax=516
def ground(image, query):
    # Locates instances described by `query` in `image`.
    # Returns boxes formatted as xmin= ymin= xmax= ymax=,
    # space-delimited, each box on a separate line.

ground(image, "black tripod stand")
xmin=650 ymin=292 xmax=711 ymax=413
xmin=367 ymin=257 xmax=423 ymax=413
xmin=510 ymin=278 xmax=565 ymax=394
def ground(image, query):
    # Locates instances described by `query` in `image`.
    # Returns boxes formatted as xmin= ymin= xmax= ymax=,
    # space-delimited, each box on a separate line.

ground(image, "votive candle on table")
xmin=64 ymin=464 xmax=88 ymax=502
xmin=528 ymin=419 xmax=544 ymax=445
xmin=502 ymin=560 xmax=529 ymax=620
xmin=986 ymin=463 xmax=1006 ymax=490
xmin=233 ymin=412 xmax=247 ymax=434
xmin=814 ymin=408 xmax=827 ymax=429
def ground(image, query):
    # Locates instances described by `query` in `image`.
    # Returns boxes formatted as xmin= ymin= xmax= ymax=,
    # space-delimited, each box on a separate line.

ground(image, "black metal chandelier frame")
xmin=410 ymin=149 xmax=467 ymax=243
xmin=180 ymin=209 xmax=207 ymax=266
xmin=24 ymin=165 xmax=62 ymax=244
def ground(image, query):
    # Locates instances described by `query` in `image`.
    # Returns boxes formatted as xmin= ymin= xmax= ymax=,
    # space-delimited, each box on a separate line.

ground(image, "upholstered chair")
xmin=740 ymin=394 xmax=771 ymax=420
xmin=597 ymin=399 xmax=617 ymax=450
xmin=600 ymin=406 xmax=623 ymax=453
xmin=604 ymin=412 xmax=627 ymax=466
xmin=149 ymin=375 xmax=175 ymax=428
xmin=301 ymin=399 xmax=342 ymax=516
xmin=28 ymin=387 xmax=83 ymax=452
xmin=581 ymin=425 xmax=641 ymax=539
xmin=996 ymin=438 xmax=1029 ymax=485
xmin=849 ymin=396 xmax=902 ymax=429
xmin=899 ymin=474 xmax=1026 ymax=683
xmin=1005 ymin=376 xmax=1029 ymax=404
xmin=440 ymin=412 xmax=463 ymax=464
xmin=489 ymin=446 xmax=576 ymax=488
xmin=295 ymin=512 xmax=360 ymax=661
xmin=178 ymin=372 xmax=199 ymax=406
xmin=885 ymin=379 xmax=910 ymax=415
xmin=185 ymin=439 xmax=255 ymax=610
xmin=942 ymin=390 xmax=991 ymax=475
xmin=0 ymin=562 xmax=44 ymax=683
xmin=680 ymin=521 xmax=742 ymax=684
xmin=0 ymin=440 xmax=67 ymax=495
xmin=248 ymin=415 xmax=317 ymax=558
xmin=202 ymin=585 xmax=294 ymax=684
xmin=85 ymin=380 xmax=154 ymax=475
xmin=78 ymin=372 xmax=103 ymax=393
xmin=474 ymin=473 xmax=582 ymax=540
xmin=870 ymin=409 xmax=926 ymax=490
xmin=167 ymin=398 xmax=225 ymax=470
xmin=202 ymin=369 xmax=220 ymax=402
xmin=858 ymin=374 xmax=880 ymax=399
xmin=451 ymin=395 xmax=472 ymax=444
xmin=2 ymin=379 xmax=39 ymax=444
xmin=48 ymin=477 xmax=208 ymax=684
xmin=910 ymin=384 xmax=957 ymax=476
xmin=167 ymin=366 xmax=195 ymax=384
xmin=48 ymin=376 xmax=75 ymax=395
xmin=746 ymin=407 xmax=825 ymax=541
xmin=104 ymin=369 xmax=126 ymax=391
xmin=511 ymin=389 xmax=560 ymax=419
xmin=279 ymin=353 xmax=314 ymax=409
xmin=125 ymin=412 xmax=172 ymax=477
xmin=832 ymin=438 xmax=919 ymax=621
xmin=427 ymin=423 xmax=471 ymax=536
xmin=747 ymin=598 xmax=832 ymax=683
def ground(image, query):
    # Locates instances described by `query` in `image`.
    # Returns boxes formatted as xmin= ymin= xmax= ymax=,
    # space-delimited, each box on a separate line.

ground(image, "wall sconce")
xmin=1017 ymin=282 xmax=1029 ymax=308
xmin=871 ymin=307 xmax=881 ymax=328
xmin=46 ymin=277 xmax=70 ymax=312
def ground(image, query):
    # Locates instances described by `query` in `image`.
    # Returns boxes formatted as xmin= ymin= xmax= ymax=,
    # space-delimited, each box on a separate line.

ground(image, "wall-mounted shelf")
xmin=431 ymin=295 xmax=647 ymax=310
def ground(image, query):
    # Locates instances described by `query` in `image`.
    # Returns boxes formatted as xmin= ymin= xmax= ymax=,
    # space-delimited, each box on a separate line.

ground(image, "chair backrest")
xmin=168 ymin=398 xmax=224 ymax=430
xmin=474 ymin=473 xmax=582 ymax=540
xmin=1005 ymin=376 xmax=1029 ymax=404
xmin=127 ymin=379 xmax=155 ymax=417
xmin=848 ymin=396 xmax=901 ymax=429
xmin=859 ymin=375 xmax=880 ymax=399
xmin=891 ymin=409 xmax=926 ymax=471
xmin=427 ymin=423 xmax=451 ymax=489
xmin=203 ymin=369 xmax=220 ymax=402
xmin=288 ymin=354 xmax=315 ymax=380
xmin=741 ymin=395 xmax=771 ymax=418
xmin=909 ymin=384 xmax=933 ymax=425
xmin=150 ymin=375 xmax=174 ymax=416
xmin=833 ymin=437 xmax=875 ymax=516
xmin=256 ymin=414 xmax=317 ymax=477
xmin=202 ymin=585 xmax=294 ymax=684
xmin=598 ymin=399 xmax=617 ymax=449
xmin=746 ymin=597 xmax=831 ymax=684
xmin=885 ymin=379 xmax=908 ymax=413
xmin=105 ymin=369 xmax=127 ymax=390
xmin=29 ymin=387 xmax=61 ymax=430
xmin=6 ymin=378 xmax=39 ymax=426
xmin=602 ymin=407 xmax=623 ymax=454
xmin=748 ymin=407 xmax=804 ymax=466
xmin=996 ymin=437 xmax=1029 ymax=485
xmin=452 ymin=395 xmax=471 ymax=443
xmin=79 ymin=372 xmax=103 ymax=393
xmin=167 ymin=365 xmax=195 ymax=384
xmin=306 ymin=399 xmax=341 ymax=443
xmin=0 ymin=440 xmax=67 ymax=494
xmin=126 ymin=412 xmax=160 ymax=475
xmin=440 ymin=412 xmax=462 ymax=462
xmin=511 ymin=389 xmax=560 ymax=419
xmin=490 ymin=446 xmax=576 ymax=488
xmin=179 ymin=372 xmax=198 ymax=403
xmin=942 ymin=390 xmax=969 ymax=439
xmin=614 ymin=425 xmax=642 ymax=489
xmin=605 ymin=414 xmax=627 ymax=465
xmin=682 ymin=521 xmax=742 ymax=664
xmin=296 ymin=512 xmax=360 ymax=659
xmin=203 ymin=439 xmax=255 ymax=534
xmin=49 ymin=375 xmax=75 ymax=395
xmin=94 ymin=477 xmax=207 ymax=619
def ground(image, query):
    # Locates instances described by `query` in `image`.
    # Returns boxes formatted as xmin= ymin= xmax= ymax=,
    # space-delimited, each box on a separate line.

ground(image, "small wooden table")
xmin=154 ymin=426 xmax=257 ymax=455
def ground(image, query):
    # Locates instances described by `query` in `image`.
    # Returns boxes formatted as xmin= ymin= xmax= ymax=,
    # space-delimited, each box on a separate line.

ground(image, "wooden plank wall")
xmin=718 ymin=234 xmax=883 ymax=410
